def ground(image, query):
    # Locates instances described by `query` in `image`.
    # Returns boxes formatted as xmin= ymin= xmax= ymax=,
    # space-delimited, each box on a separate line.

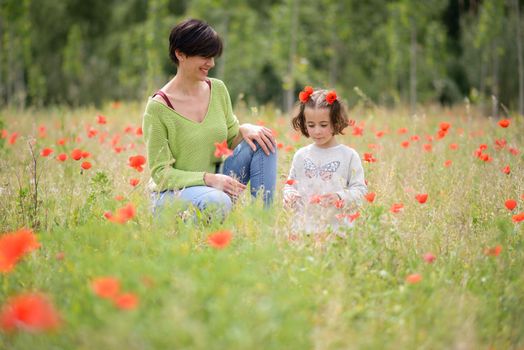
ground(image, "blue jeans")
xmin=152 ymin=140 xmax=277 ymax=215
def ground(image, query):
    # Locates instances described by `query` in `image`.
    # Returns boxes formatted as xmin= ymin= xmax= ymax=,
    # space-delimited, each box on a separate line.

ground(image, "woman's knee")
xmin=202 ymin=190 xmax=232 ymax=213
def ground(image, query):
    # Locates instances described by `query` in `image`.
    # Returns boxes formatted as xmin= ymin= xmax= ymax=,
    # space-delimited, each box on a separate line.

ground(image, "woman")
xmin=143 ymin=19 xmax=277 ymax=216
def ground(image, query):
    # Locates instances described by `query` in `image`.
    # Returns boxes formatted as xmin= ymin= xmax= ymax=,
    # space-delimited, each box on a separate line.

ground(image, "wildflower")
xmin=423 ymin=144 xmax=432 ymax=152
xmin=298 ymin=86 xmax=313 ymax=103
xmin=0 ymin=293 xmax=61 ymax=333
xmin=81 ymin=162 xmax=92 ymax=170
xmin=494 ymin=138 xmax=506 ymax=150
xmin=214 ymin=140 xmax=233 ymax=158
xmin=128 ymin=155 xmax=146 ymax=172
xmin=325 ymin=91 xmax=337 ymax=104
xmin=423 ymin=253 xmax=436 ymax=264
xmin=401 ymin=141 xmax=410 ymax=148
xmin=8 ymin=133 xmax=18 ymax=145
xmin=398 ymin=128 xmax=408 ymax=134
xmin=40 ymin=148 xmax=53 ymax=157
xmin=309 ymin=195 xmax=322 ymax=204
xmin=505 ymin=199 xmax=517 ymax=211
xmin=352 ymin=126 xmax=364 ymax=136
xmin=449 ymin=143 xmax=459 ymax=150
xmin=405 ymin=273 xmax=422 ymax=284
xmin=415 ymin=193 xmax=428 ymax=204
xmin=129 ymin=178 xmax=140 ymax=187
xmin=96 ymin=115 xmax=107 ymax=124
xmin=444 ymin=160 xmax=452 ymax=167
xmin=498 ymin=119 xmax=510 ymax=128
xmin=135 ymin=127 xmax=143 ymax=136
xmin=484 ymin=245 xmax=502 ymax=257
xmin=502 ymin=165 xmax=510 ymax=175
xmin=410 ymin=135 xmax=420 ymax=141
xmin=91 ymin=277 xmax=120 ymax=299
xmin=439 ymin=122 xmax=450 ymax=131
xmin=363 ymin=153 xmax=377 ymax=163
xmin=334 ymin=199 xmax=345 ymax=209
xmin=390 ymin=203 xmax=404 ymax=213
xmin=207 ymin=230 xmax=233 ymax=249
xmin=285 ymin=179 xmax=296 ymax=186
xmin=512 ymin=212 xmax=524 ymax=223
xmin=509 ymin=147 xmax=519 ymax=156
xmin=364 ymin=192 xmax=376 ymax=203
xmin=113 ymin=293 xmax=139 ymax=310
xmin=71 ymin=149 xmax=83 ymax=161
xmin=0 ymin=228 xmax=40 ymax=273
xmin=375 ymin=130 xmax=386 ymax=138
xmin=56 ymin=138 xmax=67 ymax=146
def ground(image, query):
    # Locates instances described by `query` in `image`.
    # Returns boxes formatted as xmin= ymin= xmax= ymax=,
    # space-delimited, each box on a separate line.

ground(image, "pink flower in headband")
xmin=326 ymin=91 xmax=337 ymax=104
xmin=299 ymin=86 xmax=314 ymax=103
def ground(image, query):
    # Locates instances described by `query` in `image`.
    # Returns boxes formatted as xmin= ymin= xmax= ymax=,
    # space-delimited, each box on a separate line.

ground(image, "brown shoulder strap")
xmin=152 ymin=91 xmax=175 ymax=109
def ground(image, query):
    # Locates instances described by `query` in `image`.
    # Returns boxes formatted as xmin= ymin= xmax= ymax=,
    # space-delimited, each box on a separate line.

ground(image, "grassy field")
xmin=0 ymin=101 xmax=522 ymax=349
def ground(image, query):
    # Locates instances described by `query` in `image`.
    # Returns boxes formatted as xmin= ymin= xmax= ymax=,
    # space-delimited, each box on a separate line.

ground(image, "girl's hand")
xmin=239 ymin=123 xmax=276 ymax=156
xmin=284 ymin=192 xmax=302 ymax=209
xmin=204 ymin=173 xmax=246 ymax=197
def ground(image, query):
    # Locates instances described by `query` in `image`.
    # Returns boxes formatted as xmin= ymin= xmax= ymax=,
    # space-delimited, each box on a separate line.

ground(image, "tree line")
xmin=1 ymin=0 xmax=523 ymax=116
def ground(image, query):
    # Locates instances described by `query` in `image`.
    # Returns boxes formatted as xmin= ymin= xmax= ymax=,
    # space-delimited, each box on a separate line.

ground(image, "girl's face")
xmin=304 ymin=107 xmax=337 ymax=148
xmin=178 ymin=52 xmax=215 ymax=81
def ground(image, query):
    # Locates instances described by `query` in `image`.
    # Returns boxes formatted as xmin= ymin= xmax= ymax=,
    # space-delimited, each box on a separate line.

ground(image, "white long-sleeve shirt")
xmin=283 ymin=143 xmax=367 ymax=234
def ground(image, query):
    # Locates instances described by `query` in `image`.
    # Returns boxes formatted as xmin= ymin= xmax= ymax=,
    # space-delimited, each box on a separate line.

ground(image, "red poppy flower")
xmin=326 ymin=90 xmax=337 ymax=105
xmin=299 ymin=86 xmax=313 ymax=103
xmin=364 ymin=192 xmax=376 ymax=203
xmin=214 ymin=140 xmax=233 ymax=158
xmin=401 ymin=141 xmax=410 ymax=148
xmin=375 ymin=130 xmax=386 ymax=138
xmin=128 ymin=155 xmax=146 ymax=172
xmin=91 ymin=277 xmax=120 ymax=299
xmin=0 ymin=130 xmax=7 ymax=138
xmin=40 ymin=148 xmax=53 ymax=157
xmin=207 ymin=230 xmax=233 ymax=249
xmin=439 ymin=122 xmax=450 ymax=131
xmin=124 ymin=125 xmax=134 ymax=134
xmin=405 ymin=273 xmax=422 ymax=284
xmin=509 ymin=147 xmax=519 ymax=156
xmin=449 ymin=143 xmax=458 ymax=150
xmin=484 ymin=245 xmax=502 ymax=257
xmin=494 ymin=138 xmax=506 ymax=150
xmin=0 ymin=228 xmax=40 ymax=273
xmin=56 ymin=138 xmax=67 ymax=146
xmin=284 ymin=145 xmax=294 ymax=152
xmin=96 ymin=115 xmax=107 ymax=124
xmin=113 ymin=293 xmax=139 ymax=310
xmin=71 ymin=149 xmax=83 ymax=161
xmin=410 ymin=135 xmax=420 ymax=141
xmin=423 ymin=253 xmax=436 ymax=264
xmin=8 ymin=133 xmax=18 ymax=145
xmin=135 ymin=127 xmax=143 ymax=136
xmin=348 ymin=212 xmax=360 ymax=222
xmin=86 ymin=127 xmax=98 ymax=138
xmin=443 ymin=160 xmax=452 ymax=167
xmin=398 ymin=128 xmax=408 ymax=134
xmin=363 ymin=153 xmax=376 ymax=163
xmin=81 ymin=162 xmax=92 ymax=170
xmin=423 ymin=144 xmax=432 ymax=152
xmin=56 ymin=153 xmax=67 ymax=162
xmin=436 ymin=129 xmax=448 ymax=139
xmin=352 ymin=126 xmax=364 ymax=136
xmin=505 ymin=199 xmax=517 ymax=211
xmin=498 ymin=119 xmax=510 ymax=128
xmin=309 ymin=195 xmax=322 ymax=204
xmin=334 ymin=199 xmax=345 ymax=209
xmin=285 ymin=179 xmax=296 ymax=186
xmin=512 ymin=212 xmax=524 ymax=223
xmin=129 ymin=178 xmax=140 ymax=187
xmin=38 ymin=126 xmax=47 ymax=138
xmin=502 ymin=165 xmax=510 ymax=175
xmin=105 ymin=203 xmax=136 ymax=224
xmin=390 ymin=203 xmax=404 ymax=213
xmin=415 ymin=193 xmax=428 ymax=204
xmin=114 ymin=195 xmax=125 ymax=201
xmin=0 ymin=293 xmax=61 ymax=333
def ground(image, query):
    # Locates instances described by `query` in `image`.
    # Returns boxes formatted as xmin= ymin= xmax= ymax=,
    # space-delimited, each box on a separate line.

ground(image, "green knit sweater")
xmin=142 ymin=78 xmax=240 ymax=191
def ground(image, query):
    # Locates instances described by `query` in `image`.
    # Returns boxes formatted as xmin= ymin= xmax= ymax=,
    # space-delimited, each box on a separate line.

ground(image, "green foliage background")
xmin=0 ymin=0 xmax=522 ymax=111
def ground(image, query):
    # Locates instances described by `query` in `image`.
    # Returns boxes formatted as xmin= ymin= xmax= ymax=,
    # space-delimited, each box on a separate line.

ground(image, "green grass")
xmin=0 ymin=102 xmax=522 ymax=349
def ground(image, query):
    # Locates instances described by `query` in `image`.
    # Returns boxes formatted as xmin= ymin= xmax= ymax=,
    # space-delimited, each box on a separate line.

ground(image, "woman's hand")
xmin=238 ymin=123 xmax=276 ymax=156
xmin=204 ymin=173 xmax=246 ymax=197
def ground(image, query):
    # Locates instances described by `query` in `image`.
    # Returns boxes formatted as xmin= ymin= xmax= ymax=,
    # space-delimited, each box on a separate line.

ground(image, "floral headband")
xmin=298 ymin=86 xmax=338 ymax=105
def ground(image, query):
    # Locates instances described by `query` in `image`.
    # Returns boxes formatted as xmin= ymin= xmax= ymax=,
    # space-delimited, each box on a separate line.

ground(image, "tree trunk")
xmin=216 ymin=14 xmax=229 ymax=80
xmin=515 ymin=0 xmax=524 ymax=116
xmin=284 ymin=0 xmax=297 ymax=113
xmin=409 ymin=22 xmax=417 ymax=115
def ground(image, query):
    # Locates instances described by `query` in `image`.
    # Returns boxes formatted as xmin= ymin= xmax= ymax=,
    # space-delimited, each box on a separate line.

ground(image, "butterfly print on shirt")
xmin=304 ymin=158 xmax=340 ymax=181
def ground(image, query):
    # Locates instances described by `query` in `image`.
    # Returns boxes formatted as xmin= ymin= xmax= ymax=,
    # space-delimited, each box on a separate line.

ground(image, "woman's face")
xmin=178 ymin=52 xmax=215 ymax=81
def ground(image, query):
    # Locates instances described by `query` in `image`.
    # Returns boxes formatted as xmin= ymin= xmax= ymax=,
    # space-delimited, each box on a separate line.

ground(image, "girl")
xmin=283 ymin=87 xmax=367 ymax=236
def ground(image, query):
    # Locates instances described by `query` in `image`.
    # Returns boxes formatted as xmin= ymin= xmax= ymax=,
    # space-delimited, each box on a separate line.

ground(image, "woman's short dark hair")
xmin=169 ymin=19 xmax=223 ymax=65
xmin=291 ymin=89 xmax=349 ymax=137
